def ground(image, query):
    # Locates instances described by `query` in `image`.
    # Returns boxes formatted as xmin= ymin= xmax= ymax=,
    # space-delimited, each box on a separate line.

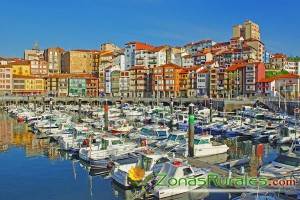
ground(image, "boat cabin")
xmin=167 ymin=131 xmax=186 ymax=143
xmin=100 ymin=136 xmax=124 ymax=150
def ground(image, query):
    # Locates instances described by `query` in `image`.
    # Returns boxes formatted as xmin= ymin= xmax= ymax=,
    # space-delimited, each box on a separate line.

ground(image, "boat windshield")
xmin=141 ymin=128 xmax=153 ymax=136
xmin=168 ymin=134 xmax=177 ymax=141
xmin=157 ymin=131 xmax=167 ymax=137
xmin=137 ymin=155 xmax=153 ymax=171
xmin=194 ymin=138 xmax=210 ymax=145
xmin=112 ymin=140 xmax=123 ymax=145
xmin=274 ymin=155 xmax=300 ymax=167
xmin=294 ymin=146 xmax=300 ymax=152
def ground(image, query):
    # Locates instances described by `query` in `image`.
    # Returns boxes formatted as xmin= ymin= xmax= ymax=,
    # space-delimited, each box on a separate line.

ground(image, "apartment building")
xmin=61 ymin=50 xmax=97 ymax=73
xmin=0 ymin=65 xmax=13 ymax=95
xmin=30 ymin=60 xmax=48 ymax=75
xmin=44 ymin=47 xmax=64 ymax=73
xmin=129 ymin=66 xmax=150 ymax=98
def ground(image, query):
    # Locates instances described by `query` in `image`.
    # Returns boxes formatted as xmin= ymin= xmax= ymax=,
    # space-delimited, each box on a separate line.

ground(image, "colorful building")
xmin=12 ymin=75 xmax=45 ymax=95
xmin=30 ymin=60 xmax=48 ymax=75
xmin=61 ymin=50 xmax=98 ymax=73
xmin=0 ymin=65 xmax=13 ymax=95
xmin=129 ymin=66 xmax=150 ymax=98
xmin=68 ymin=78 xmax=86 ymax=97
xmin=152 ymin=63 xmax=181 ymax=98
xmin=11 ymin=60 xmax=31 ymax=76
xmin=226 ymin=62 xmax=265 ymax=98
xmin=44 ymin=47 xmax=64 ymax=74
xmin=257 ymin=74 xmax=300 ymax=99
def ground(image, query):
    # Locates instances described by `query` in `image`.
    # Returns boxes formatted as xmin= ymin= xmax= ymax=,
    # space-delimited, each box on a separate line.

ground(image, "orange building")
xmin=152 ymin=63 xmax=182 ymax=98
xmin=129 ymin=66 xmax=150 ymax=98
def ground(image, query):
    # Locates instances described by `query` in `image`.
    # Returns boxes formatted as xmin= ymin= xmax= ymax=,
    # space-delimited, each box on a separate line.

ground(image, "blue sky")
xmin=0 ymin=0 xmax=299 ymax=57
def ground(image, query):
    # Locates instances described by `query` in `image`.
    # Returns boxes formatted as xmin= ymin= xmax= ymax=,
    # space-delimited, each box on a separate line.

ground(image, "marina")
xmin=0 ymin=99 xmax=299 ymax=200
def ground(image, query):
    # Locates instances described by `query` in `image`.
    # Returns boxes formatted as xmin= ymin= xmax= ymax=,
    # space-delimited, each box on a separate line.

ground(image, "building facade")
xmin=44 ymin=47 xmax=64 ymax=74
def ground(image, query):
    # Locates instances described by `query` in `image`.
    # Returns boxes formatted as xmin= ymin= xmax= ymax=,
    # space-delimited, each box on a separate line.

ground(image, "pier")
xmin=1 ymin=95 xmax=299 ymax=115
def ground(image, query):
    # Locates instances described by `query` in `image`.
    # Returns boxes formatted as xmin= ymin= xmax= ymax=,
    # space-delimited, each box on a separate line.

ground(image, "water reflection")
xmin=0 ymin=112 xmax=284 ymax=200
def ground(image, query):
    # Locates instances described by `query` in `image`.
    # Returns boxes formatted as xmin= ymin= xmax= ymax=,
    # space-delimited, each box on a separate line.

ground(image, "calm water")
xmin=0 ymin=112 xmax=279 ymax=200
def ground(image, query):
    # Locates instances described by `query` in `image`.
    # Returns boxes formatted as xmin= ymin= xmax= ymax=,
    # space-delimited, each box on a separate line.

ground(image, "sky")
xmin=0 ymin=0 xmax=299 ymax=57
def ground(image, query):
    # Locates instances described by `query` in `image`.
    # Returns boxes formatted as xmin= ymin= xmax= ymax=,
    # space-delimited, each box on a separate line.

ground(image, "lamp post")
xmin=209 ymin=98 xmax=213 ymax=123
xmin=188 ymin=103 xmax=195 ymax=157
xmin=169 ymin=97 xmax=174 ymax=132
xmin=78 ymin=98 xmax=82 ymax=121
xmin=104 ymin=99 xmax=109 ymax=131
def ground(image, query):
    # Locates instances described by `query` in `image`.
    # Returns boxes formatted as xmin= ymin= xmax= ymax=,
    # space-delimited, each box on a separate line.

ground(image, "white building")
xmin=284 ymin=61 xmax=300 ymax=74
xmin=196 ymin=67 xmax=209 ymax=97
xmin=24 ymin=49 xmax=44 ymax=61
xmin=112 ymin=52 xmax=125 ymax=71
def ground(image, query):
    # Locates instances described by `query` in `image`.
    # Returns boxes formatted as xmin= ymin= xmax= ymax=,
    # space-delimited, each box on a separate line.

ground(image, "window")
xmin=183 ymin=167 xmax=193 ymax=176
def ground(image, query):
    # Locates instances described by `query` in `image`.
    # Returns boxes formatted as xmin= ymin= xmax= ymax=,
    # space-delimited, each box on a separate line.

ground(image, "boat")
xmin=156 ymin=130 xmax=186 ymax=149
xmin=232 ymin=192 xmax=284 ymax=200
xmin=79 ymin=136 xmax=141 ymax=164
xmin=269 ymin=125 xmax=299 ymax=144
xmin=112 ymin=152 xmax=170 ymax=188
xmin=111 ymin=123 xmax=134 ymax=135
xmin=260 ymin=154 xmax=300 ymax=178
xmin=129 ymin=125 xmax=169 ymax=143
xmin=151 ymin=159 xmax=209 ymax=199
xmin=175 ymin=135 xmax=229 ymax=157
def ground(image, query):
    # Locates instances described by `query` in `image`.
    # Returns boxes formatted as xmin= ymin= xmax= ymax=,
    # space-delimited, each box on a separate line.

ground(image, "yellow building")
xmin=233 ymin=20 xmax=260 ymax=41
xmin=11 ymin=60 xmax=31 ymax=76
xmin=61 ymin=50 xmax=99 ymax=73
xmin=12 ymin=75 xmax=45 ymax=95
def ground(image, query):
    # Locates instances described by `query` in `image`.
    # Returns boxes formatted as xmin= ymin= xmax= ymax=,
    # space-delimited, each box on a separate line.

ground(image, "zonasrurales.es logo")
xmin=155 ymin=172 xmax=297 ymax=188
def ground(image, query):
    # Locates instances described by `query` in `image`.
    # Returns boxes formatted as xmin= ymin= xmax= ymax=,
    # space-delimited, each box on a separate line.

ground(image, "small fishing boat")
xmin=175 ymin=135 xmax=229 ymax=157
xmin=112 ymin=152 xmax=170 ymax=188
xmin=151 ymin=159 xmax=209 ymax=199
xmin=260 ymin=154 xmax=300 ymax=178
xmin=79 ymin=136 xmax=141 ymax=164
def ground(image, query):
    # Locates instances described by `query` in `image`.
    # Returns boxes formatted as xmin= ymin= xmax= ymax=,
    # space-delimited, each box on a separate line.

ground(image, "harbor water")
xmin=0 ymin=112 xmax=282 ymax=200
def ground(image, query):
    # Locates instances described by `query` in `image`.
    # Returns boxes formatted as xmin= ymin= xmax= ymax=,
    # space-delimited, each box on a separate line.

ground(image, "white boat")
xmin=176 ymin=135 xmax=229 ymax=157
xmin=290 ymin=138 xmax=300 ymax=155
xmin=269 ymin=126 xmax=299 ymax=144
xmin=260 ymin=154 xmax=300 ymax=178
xmin=79 ymin=136 xmax=140 ymax=162
xmin=156 ymin=130 xmax=186 ymax=149
xmin=112 ymin=153 xmax=169 ymax=188
xmin=232 ymin=192 xmax=284 ymax=200
xmin=152 ymin=159 xmax=209 ymax=199
xmin=129 ymin=125 xmax=169 ymax=143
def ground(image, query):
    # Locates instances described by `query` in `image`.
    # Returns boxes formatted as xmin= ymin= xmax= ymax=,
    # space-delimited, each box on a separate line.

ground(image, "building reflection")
xmin=0 ymin=117 xmax=13 ymax=152
xmin=0 ymin=113 xmax=60 ymax=159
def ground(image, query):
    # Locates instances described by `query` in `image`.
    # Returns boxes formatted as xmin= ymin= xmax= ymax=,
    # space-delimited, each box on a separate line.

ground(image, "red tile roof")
xmin=272 ymin=53 xmax=287 ymax=59
xmin=126 ymin=41 xmax=155 ymax=51
xmin=258 ymin=73 xmax=300 ymax=83
xmin=226 ymin=63 xmax=247 ymax=72
xmin=196 ymin=68 xmax=209 ymax=74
